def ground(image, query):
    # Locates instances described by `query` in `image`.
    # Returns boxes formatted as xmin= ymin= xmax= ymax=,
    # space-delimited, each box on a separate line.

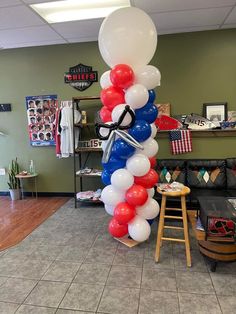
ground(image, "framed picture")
xmin=203 ymin=102 xmax=227 ymax=127
xmin=156 ymin=103 xmax=171 ymax=117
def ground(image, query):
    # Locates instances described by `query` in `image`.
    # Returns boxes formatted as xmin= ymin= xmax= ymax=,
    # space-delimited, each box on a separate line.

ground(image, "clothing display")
xmin=56 ymin=101 xmax=81 ymax=158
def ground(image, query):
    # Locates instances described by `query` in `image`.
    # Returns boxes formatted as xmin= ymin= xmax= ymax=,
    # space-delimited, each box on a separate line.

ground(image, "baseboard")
xmin=0 ymin=191 xmax=74 ymax=197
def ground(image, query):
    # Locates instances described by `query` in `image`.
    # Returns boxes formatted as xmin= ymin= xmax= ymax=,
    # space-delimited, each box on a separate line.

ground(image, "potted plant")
xmin=8 ymin=158 xmax=21 ymax=200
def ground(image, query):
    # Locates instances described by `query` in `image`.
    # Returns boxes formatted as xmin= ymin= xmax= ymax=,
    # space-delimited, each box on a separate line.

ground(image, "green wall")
xmin=0 ymin=29 xmax=236 ymax=193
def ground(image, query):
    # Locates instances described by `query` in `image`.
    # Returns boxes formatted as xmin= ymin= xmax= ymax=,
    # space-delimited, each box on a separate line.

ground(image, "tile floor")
xmin=0 ymin=199 xmax=236 ymax=314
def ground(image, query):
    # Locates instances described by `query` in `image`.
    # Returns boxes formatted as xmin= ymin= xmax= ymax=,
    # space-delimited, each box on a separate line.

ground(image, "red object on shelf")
xmin=155 ymin=115 xmax=182 ymax=130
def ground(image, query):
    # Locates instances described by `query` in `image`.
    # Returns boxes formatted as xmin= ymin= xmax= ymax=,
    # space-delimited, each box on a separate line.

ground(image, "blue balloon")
xmin=128 ymin=120 xmax=151 ymax=142
xmin=148 ymin=89 xmax=156 ymax=103
xmin=101 ymin=169 xmax=111 ymax=185
xmin=112 ymin=138 xmax=135 ymax=159
xmin=135 ymin=102 xmax=158 ymax=124
xmin=102 ymin=155 xmax=126 ymax=173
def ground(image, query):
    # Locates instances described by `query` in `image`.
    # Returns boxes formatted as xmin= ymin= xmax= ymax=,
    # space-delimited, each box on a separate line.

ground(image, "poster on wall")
xmin=25 ymin=94 xmax=57 ymax=147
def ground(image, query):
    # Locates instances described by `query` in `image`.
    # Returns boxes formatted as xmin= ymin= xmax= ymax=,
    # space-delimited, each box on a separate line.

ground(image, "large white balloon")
xmin=111 ymin=169 xmax=134 ymax=191
xmin=128 ymin=215 xmax=151 ymax=242
xmin=101 ymin=185 xmax=125 ymax=206
xmin=105 ymin=204 xmax=115 ymax=216
xmin=147 ymin=188 xmax=155 ymax=198
xmin=136 ymin=198 xmax=160 ymax=220
xmin=135 ymin=65 xmax=161 ymax=89
xmin=137 ymin=137 xmax=159 ymax=157
xmin=125 ymin=84 xmax=149 ymax=109
xmin=98 ymin=7 xmax=157 ymax=69
xmin=100 ymin=70 xmax=112 ymax=89
xmin=112 ymin=104 xmax=133 ymax=126
xmin=126 ymin=153 xmax=150 ymax=177
xmin=150 ymin=123 xmax=157 ymax=138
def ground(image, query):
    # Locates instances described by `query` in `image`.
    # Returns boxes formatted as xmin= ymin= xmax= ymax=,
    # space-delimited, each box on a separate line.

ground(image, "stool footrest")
xmin=165 ymin=207 xmax=182 ymax=212
xmin=161 ymin=237 xmax=185 ymax=243
xmin=164 ymin=215 xmax=183 ymax=220
xmin=164 ymin=225 xmax=184 ymax=230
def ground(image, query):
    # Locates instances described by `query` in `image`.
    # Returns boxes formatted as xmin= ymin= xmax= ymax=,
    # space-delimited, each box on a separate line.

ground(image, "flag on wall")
xmin=169 ymin=130 xmax=192 ymax=154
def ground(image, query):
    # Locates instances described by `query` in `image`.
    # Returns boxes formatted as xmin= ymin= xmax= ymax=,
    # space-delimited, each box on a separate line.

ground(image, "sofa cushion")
xmin=226 ymin=158 xmax=236 ymax=190
xmin=186 ymin=159 xmax=226 ymax=189
xmin=190 ymin=188 xmax=228 ymax=203
xmin=156 ymin=159 xmax=186 ymax=184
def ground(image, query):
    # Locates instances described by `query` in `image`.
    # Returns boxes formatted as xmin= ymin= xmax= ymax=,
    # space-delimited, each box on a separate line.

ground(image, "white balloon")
xmin=128 ymin=215 xmax=151 ymax=242
xmin=98 ymin=7 xmax=157 ymax=69
xmin=112 ymin=104 xmax=133 ymax=126
xmin=147 ymin=188 xmax=155 ymax=198
xmin=125 ymin=84 xmax=149 ymax=109
xmin=137 ymin=137 xmax=159 ymax=157
xmin=150 ymin=123 xmax=157 ymax=138
xmin=135 ymin=65 xmax=161 ymax=89
xmin=104 ymin=204 xmax=115 ymax=216
xmin=136 ymin=198 xmax=160 ymax=220
xmin=111 ymin=169 xmax=134 ymax=191
xmin=100 ymin=70 xmax=112 ymax=89
xmin=126 ymin=153 xmax=150 ymax=177
xmin=99 ymin=122 xmax=112 ymax=138
xmin=101 ymin=185 xmax=125 ymax=206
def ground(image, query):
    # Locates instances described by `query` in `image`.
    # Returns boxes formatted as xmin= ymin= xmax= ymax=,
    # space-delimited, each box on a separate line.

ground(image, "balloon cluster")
xmin=98 ymin=7 xmax=161 ymax=242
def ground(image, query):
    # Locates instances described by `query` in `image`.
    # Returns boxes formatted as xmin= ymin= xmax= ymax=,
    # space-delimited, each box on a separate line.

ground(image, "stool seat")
xmin=155 ymin=185 xmax=192 ymax=267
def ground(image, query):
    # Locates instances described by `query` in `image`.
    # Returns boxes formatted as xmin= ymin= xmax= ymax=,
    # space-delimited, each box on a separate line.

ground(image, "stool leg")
xmin=155 ymin=195 xmax=166 ymax=262
xmin=181 ymin=195 xmax=191 ymax=267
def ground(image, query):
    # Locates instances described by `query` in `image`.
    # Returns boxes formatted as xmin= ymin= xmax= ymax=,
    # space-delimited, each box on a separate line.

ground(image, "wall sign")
xmin=0 ymin=104 xmax=11 ymax=112
xmin=64 ymin=63 xmax=98 ymax=91
xmin=25 ymin=95 xmax=57 ymax=147
xmin=77 ymin=139 xmax=102 ymax=149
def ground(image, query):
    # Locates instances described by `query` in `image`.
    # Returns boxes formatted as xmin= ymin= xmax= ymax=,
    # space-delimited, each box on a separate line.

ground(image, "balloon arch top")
xmin=97 ymin=7 xmax=161 ymax=243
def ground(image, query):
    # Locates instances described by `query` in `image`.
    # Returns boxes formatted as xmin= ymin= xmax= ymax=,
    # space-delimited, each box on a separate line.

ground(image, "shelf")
xmin=156 ymin=129 xmax=236 ymax=138
xmin=76 ymin=169 xmax=102 ymax=177
xmin=75 ymin=147 xmax=102 ymax=153
xmin=73 ymin=96 xmax=100 ymax=101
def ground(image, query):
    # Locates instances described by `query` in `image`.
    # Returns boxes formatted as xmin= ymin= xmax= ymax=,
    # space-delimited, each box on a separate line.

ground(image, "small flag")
xmin=169 ymin=130 xmax=192 ymax=155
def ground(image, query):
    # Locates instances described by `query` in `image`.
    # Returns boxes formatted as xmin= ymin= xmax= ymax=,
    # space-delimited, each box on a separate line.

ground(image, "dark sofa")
xmin=155 ymin=158 xmax=236 ymax=207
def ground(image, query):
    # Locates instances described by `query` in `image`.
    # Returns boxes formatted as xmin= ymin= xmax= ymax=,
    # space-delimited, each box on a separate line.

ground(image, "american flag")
xmin=169 ymin=130 xmax=192 ymax=154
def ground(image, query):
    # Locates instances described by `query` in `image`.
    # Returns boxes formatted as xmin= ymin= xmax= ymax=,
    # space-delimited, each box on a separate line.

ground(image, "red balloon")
xmin=134 ymin=169 xmax=159 ymax=189
xmin=125 ymin=184 xmax=148 ymax=207
xmin=100 ymin=106 xmax=112 ymax=123
xmin=110 ymin=64 xmax=134 ymax=89
xmin=149 ymin=157 xmax=157 ymax=168
xmin=114 ymin=202 xmax=136 ymax=225
xmin=100 ymin=86 xmax=125 ymax=111
xmin=108 ymin=217 xmax=128 ymax=238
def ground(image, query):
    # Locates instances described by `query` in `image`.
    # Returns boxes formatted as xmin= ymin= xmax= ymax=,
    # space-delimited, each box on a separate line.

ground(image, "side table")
xmin=15 ymin=173 xmax=38 ymax=199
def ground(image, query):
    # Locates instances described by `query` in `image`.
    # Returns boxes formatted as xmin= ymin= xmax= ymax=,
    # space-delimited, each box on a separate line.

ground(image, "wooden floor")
xmin=0 ymin=196 xmax=69 ymax=251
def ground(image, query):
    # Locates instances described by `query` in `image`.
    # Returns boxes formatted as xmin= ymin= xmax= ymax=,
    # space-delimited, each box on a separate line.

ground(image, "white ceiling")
xmin=0 ymin=0 xmax=236 ymax=49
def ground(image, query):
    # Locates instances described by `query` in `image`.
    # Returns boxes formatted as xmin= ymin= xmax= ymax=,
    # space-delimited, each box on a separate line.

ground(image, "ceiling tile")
xmin=0 ymin=25 xmax=63 ymax=46
xmin=0 ymin=0 xmax=22 ymax=7
xmin=22 ymin=0 xmax=65 ymax=3
xmin=132 ymin=0 xmax=236 ymax=13
xmin=150 ymin=7 xmax=230 ymax=30
xmin=224 ymin=6 xmax=236 ymax=24
xmin=221 ymin=23 xmax=236 ymax=28
xmin=67 ymin=36 xmax=98 ymax=43
xmin=0 ymin=5 xmax=45 ymax=30
xmin=159 ymin=25 xmax=219 ymax=35
xmin=51 ymin=19 xmax=102 ymax=39
xmin=3 ymin=39 xmax=66 ymax=49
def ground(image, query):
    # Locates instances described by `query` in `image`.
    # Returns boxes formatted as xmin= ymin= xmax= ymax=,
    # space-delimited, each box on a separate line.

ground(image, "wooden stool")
xmin=155 ymin=186 xmax=191 ymax=267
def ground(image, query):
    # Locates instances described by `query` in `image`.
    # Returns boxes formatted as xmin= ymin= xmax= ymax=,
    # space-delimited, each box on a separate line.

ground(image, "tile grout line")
xmin=94 ymin=239 xmax=119 ymax=313
xmin=136 ymin=242 xmax=146 ymax=314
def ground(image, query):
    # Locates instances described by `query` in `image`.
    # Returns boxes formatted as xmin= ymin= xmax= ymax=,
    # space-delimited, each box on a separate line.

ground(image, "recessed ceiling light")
xmin=30 ymin=0 xmax=130 ymax=23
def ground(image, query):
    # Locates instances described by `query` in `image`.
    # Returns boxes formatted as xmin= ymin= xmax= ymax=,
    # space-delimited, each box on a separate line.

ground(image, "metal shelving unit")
xmin=72 ymin=96 xmax=102 ymax=208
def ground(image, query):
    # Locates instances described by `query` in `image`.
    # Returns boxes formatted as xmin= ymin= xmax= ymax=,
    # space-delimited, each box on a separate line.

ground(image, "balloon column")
xmin=98 ymin=7 xmax=161 ymax=242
